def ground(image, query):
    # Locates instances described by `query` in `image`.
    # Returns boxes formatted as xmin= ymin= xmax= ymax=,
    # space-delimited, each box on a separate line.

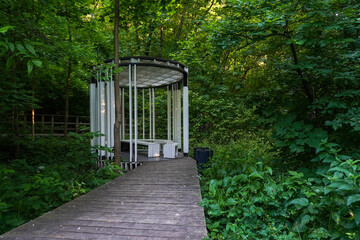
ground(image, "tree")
xmin=113 ymin=0 xmax=121 ymax=165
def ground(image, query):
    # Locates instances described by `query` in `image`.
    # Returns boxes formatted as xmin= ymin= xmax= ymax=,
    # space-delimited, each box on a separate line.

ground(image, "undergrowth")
xmin=199 ymin=136 xmax=360 ymax=239
xmin=0 ymin=132 xmax=122 ymax=234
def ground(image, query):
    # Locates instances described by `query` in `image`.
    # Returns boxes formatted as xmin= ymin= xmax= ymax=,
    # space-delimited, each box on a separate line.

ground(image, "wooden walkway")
xmin=1 ymin=157 xmax=207 ymax=240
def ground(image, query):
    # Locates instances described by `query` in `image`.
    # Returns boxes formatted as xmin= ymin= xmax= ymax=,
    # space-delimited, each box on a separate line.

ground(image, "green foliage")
xmin=0 ymin=133 xmax=123 ymax=235
xmin=201 ymin=138 xmax=360 ymax=239
xmin=189 ymin=91 xmax=258 ymax=144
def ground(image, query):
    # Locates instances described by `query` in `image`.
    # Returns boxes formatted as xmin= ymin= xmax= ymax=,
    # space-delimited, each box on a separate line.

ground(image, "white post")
xmin=167 ymin=86 xmax=171 ymax=140
xmin=106 ymin=69 xmax=111 ymax=159
xmin=99 ymin=80 xmax=106 ymax=157
xmin=172 ymin=84 xmax=175 ymax=141
xmin=110 ymin=68 xmax=115 ymax=158
xmin=149 ymin=88 xmax=152 ymax=139
xmin=152 ymin=88 xmax=155 ymax=139
xmin=176 ymin=84 xmax=182 ymax=149
xmin=142 ymin=89 xmax=145 ymax=139
xmin=183 ymin=85 xmax=189 ymax=155
xmin=128 ymin=65 xmax=133 ymax=162
xmin=121 ymin=88 xmax=125 ymax=139
xmin=96 ymin=71 xmax=101 ymax=149
xmin=90 ymin=81 xmax=95 ymax=147
xmin=134 ymin=64 xmax=138 ymax=163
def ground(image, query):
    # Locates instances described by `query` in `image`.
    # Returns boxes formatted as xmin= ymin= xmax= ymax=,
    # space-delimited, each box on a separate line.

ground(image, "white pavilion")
xmin=90 ymin=56 xmax=189 ymax=168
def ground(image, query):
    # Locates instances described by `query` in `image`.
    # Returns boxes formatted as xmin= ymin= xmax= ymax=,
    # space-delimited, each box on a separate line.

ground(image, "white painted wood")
xmin=149 ymin=88 xmax=152 ymax=139
xmin=128 ymin=65 xmax=133 ymax=162
xmin=172 ymin=84 xmax=175 ymax=141
xmin=121 ymin=88 xmax=125 ymax=139
xmin=142 ymin=89 xmax=145 ymax=139
xmin=106 ymin=70 xmax=111 ymax=159
xmin=183 ymin=86 xmax=189 ymax=155
xmin=90 ymin=82 xmax=95 ymax=147
xmin=175 ymin=85 xmax=182 ymax=149
xmin=167 ymin=86 xmax=171 ymax=140
xmin=96 ymin=72 xmax=100 ymax=148
xmin=134 ymin=64 xmax=138 ymax=163
xmin=147 ymin=143 xmax=160 ymax=157
xmin=164 ymin=143 xmax=178 ymax=158
xmin=110 ymin=68 xmax=115 ymax=158
xmin=99 ymin=80 xmax=106 ymax=157
xmin=121 ymin=139 xmax=160 ymax=158
xmin=152 ymin=88 xmax=155 ymax=139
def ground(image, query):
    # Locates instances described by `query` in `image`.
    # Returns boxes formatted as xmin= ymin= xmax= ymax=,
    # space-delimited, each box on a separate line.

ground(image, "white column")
xmin=96 ymin=71 xmax=100 ymax=149
xmin=172 ymin=84 xmax=175 ymax=141
xmin=110 ymin=68 xmax=115 ymax=158
xmin=128 ymin=65 xmax=133 ymax=162
xmin=167 ymin=86 xmax=171 ymax=140
xmin=142 ymin=89 xmax=145 ymax=139
xmin=183 ymin=86 xmax=189 ymax=155
xmin=121 ymin=88 xmax=125 ymax=139
xmin=106 ymin=70 xmax=111 ymax=159
xmin=99 ymin=80 xmax=106 ymax=157
xmin=152 ymin=88 xmax=155 ymax=139
xmin=176 ymin=84 xmax=182 ymax=149
xmin=149 ymin=88 xmax=152 ymax=139
xmin=134 ymin=64 xmax=138 ymax=163
xmin=90 ymin=82 xmax=95 ymax=147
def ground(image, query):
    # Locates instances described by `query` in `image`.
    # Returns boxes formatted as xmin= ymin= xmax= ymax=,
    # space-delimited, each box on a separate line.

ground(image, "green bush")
xmin=0 ymin=132 xmax=123 ymax=234
xmin=200 ymin=138 xmax=360 ymax=239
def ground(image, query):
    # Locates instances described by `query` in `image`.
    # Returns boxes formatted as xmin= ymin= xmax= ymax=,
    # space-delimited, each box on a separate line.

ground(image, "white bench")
xmin=121 ymin=139 xmax=178 ymax=158
xmin=163 ymin=142 xmax=178 ymax=158
xmin=140 ymin=139 xmax=179 ymax=158
xmin=121 ymin=140 xmax=160 ymax=158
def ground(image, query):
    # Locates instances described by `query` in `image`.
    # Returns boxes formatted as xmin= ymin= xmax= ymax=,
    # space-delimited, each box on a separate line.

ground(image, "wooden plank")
xmin=1 ymin=157 xmax=207 ymax=239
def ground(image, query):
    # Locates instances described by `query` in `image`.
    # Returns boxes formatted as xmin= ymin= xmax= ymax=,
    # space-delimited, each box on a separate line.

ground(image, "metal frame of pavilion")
xmin=90 ymin=56 xmax=189 ymax=164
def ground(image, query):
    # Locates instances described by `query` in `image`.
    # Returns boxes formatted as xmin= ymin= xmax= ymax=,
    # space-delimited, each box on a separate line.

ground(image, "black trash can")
xmin=194 ymin=147 xmax=213 ymax=166
xmin=194 ymin=147 xmax=208 ymax=161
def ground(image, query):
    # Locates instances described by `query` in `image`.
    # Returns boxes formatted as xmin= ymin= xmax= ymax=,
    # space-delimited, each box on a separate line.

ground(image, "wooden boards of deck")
xmin=0 ymin=157 xmax=207 ymax=240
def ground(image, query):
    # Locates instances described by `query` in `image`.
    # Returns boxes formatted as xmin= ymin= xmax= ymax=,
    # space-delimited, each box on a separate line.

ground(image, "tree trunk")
xmin=31 ymin=71 xmax=36 ymax=139
xmin=113 ymin=0 xmax=122 ymax=165
xmin=64 ymin=19 xmax=72 ymax=137
xmin=176 ymin=7 xmax=186 ymax=40
xmin=64 ymin=60 xmax=72 ymax=137
xmin=289 ymin=43 xmax=314 ymax=103
xmin=145 ymin=22 xmax=155 ymax=56
xmin=160 ymin=25 xmax=163 ymax=53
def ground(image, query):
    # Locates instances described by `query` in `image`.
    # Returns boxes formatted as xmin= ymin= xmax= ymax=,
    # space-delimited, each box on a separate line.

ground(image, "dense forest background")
xmin=1 ymin=0 xmax=360 ymax=238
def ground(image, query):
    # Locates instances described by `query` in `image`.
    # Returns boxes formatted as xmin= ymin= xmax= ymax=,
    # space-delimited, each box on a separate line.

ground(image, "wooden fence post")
xmin=51 ymin=116 xmax=54 ymax=135
xmin=41 ymin=115 xmax=45 ymax=134
xmin=76 ymin=116 xmax=79 ymax=133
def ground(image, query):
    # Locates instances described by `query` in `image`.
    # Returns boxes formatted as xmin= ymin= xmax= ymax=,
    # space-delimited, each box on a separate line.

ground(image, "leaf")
xmin=25 ymin=44 xmax=36 ymax=55
xmin=6 ymin=57 xmax=13 ymax=70
xmin=8 ymin=42 xmax=14 ymax=52
xmin=266 ymin=166 xmax=273 ymax=175
xmin=32 ymin=60 xmax=42 ymax=67
xmin=16 ymin=43 xmax=25 ymax=52
xmin=347 ymin=194 xmax=360 ymax=206
xmin=328 ymin=167 xmax=352 ymax=177
xmin=225 ymin=198 xmax=237 ymax=206
xmin=354 ymin=208 xmax=360 ymax=225
xmin=288 ymin=198 xmax=309 ymax=207
xmin=223 ymin=176 xmax=232 ymax=187
xmin=27 ymin=60 xmax=33 ymax=74
xmin=336 ymin=184 xmax=356 ymax=192
xmin=301 ymin=214 xmax=311 ymax=226
xmin=249 ymin=171 xmax=263 ymax=179
xmin=209 ymin=179 xmax=217 ymax=197
xmin=0 ymin=25 xmax=14 ymax=34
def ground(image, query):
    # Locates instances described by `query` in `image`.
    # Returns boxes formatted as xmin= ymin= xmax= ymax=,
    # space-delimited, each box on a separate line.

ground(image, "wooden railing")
xmin=20 ymin=114 xmax=90 ymax=136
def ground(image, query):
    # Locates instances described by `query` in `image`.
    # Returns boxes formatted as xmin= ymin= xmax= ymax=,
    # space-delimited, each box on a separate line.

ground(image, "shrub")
xmin=200 ymin=139 xmax=360 ymax=239
xmin=0 ymin=132 xmax=123 ymax=234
